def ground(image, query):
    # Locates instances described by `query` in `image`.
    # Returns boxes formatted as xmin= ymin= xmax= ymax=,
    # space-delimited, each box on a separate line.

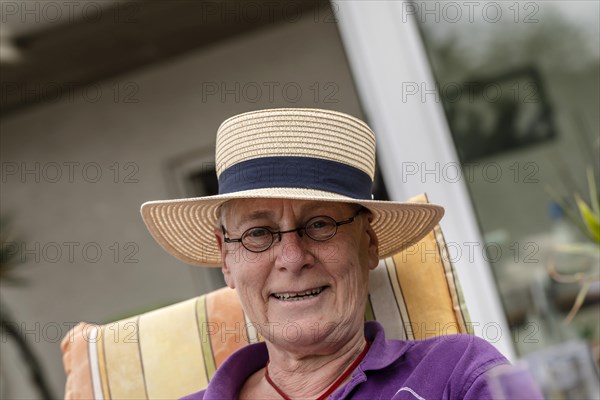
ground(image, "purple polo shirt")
xmin=182 ymin=321 xmax=542 ymax=399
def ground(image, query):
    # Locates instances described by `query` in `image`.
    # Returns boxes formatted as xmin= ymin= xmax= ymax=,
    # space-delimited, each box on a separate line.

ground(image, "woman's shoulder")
xmin=179 ymin=389 xmax=205 ymax=400
xmin=413 ymin=333 xmax=504 ymax=356
xmin=405 ymin=333 xmax=507 ymax=370
xmin=354 ymin=331 xmax=509 ymax=399
xmin=179 ymin=341 xmax=269 ymax=400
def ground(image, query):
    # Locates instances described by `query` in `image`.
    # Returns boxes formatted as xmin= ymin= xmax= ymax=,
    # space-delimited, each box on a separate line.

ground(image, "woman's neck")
xmin=261 ymin=329 xmax=367 ymax=399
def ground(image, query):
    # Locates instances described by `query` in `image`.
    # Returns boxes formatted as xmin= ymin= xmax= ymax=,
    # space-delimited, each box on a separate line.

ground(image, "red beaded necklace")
xmin=264 ymin=339 xmax=370 ymax=400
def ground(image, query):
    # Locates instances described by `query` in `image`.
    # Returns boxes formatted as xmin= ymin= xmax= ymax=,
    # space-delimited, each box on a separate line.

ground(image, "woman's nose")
xmin=273 ymin=227 xmax=314 ymax=272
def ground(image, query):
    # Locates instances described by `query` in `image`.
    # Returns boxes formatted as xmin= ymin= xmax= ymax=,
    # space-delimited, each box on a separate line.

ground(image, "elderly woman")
xmin=141 ymin=109 xmax=540 ymax=399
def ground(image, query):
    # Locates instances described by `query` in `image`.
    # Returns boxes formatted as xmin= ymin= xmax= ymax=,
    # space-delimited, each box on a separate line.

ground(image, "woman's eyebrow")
xmin=300 ymin=202 xmax=349 ymax=216
xmin=238 ymin=210 xmax=275 ymax=225
xmin=299 ymin=203 xmax=323 ymax=214
xmin=236 ymin=203 xmax=346 ymax=226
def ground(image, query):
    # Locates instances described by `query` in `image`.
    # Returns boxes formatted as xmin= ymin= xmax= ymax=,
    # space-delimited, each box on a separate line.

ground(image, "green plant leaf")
xmin=587 ymin=166 xmax=600 ymax=216
xmin=546 ymin=185 xmax=589 ymax=235
xmin=575 ymin=194 xmax=600 ymax=244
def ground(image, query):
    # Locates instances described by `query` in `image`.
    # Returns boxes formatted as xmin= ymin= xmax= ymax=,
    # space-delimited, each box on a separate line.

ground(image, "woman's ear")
xmin=214 ymin=228 xmax=235 ymax=289
xmin=366 ymin=224 xmax=379 ymax=270
xmin=361 ymin=211 xmax=379 ymax=270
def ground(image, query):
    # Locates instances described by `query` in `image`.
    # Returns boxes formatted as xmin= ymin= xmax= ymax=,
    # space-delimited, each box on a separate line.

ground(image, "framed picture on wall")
xmin=443 ymin=66 xmax=556 ymax=162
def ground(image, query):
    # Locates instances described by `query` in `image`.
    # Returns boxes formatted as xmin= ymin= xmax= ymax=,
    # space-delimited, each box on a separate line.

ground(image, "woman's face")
xmin=215 ymin=198 xmax=379 ymax=353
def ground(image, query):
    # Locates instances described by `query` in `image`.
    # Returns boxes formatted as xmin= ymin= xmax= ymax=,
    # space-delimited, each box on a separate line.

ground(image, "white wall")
xmin=0 ymin=13 xmax=363 ymax=398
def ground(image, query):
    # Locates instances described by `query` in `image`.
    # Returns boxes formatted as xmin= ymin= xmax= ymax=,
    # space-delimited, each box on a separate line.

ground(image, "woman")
xmin=141 ymin=109 xmax=541 ymax=399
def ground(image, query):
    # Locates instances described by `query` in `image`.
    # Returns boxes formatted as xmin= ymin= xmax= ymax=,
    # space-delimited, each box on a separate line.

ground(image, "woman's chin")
xmin=263 ymin=317 xmax=356 ymax=351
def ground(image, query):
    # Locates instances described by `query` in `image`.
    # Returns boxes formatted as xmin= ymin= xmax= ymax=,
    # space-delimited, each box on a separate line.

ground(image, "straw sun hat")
xmin=141 ymin=108 xmax=444 ymax=267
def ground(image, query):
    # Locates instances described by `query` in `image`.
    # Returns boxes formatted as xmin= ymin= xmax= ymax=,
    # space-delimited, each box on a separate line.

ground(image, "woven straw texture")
xmin=215 ymin=108 xmax=376 ymax=177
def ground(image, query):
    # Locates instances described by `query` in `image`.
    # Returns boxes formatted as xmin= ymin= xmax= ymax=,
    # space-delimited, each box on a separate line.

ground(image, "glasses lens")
xmin=305 ymin=216 xmax=337 ymax=241
xmin=242 ymin=227 xmax=273 ymax=252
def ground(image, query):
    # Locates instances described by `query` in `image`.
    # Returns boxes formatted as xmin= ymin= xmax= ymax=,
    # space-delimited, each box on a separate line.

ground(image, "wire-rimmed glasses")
xmin=222 ymin=209 xmax=363 ymax=253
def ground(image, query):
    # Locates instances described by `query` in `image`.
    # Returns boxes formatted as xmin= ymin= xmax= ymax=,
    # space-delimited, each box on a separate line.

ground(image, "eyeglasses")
xmin=222 ymin=209 xmax=363 ymax=253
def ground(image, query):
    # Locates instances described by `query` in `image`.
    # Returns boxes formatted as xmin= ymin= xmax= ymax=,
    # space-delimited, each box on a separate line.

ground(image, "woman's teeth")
xmin=273 ymin=287 xmax=324 ymax=301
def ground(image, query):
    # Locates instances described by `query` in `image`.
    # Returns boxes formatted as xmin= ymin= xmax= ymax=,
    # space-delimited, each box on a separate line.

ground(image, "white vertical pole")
xmin=334 ymin=0 xmax=514 ymax=360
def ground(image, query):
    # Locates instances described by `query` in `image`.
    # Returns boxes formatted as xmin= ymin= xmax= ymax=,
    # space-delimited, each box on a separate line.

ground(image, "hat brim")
xmin=141 ymin=188 xmax=444 ymax=267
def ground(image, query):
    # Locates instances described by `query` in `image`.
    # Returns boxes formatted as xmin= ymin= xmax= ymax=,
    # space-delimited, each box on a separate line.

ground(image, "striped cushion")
xmin=61 ymin=194 xmax=471 ymax=399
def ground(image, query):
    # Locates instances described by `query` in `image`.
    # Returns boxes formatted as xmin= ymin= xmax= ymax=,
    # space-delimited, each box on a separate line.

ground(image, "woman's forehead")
xmin=221 ymin=199 xmax=356 ymax=222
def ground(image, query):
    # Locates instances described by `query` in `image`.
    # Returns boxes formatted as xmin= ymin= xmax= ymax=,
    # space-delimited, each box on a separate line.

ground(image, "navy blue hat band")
xmin=218 ymin=156 xmax=373 ymax=200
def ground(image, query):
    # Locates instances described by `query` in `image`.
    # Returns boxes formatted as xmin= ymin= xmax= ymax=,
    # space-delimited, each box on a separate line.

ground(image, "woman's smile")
xmin=270 ymin=285 xmax=328 ymax=301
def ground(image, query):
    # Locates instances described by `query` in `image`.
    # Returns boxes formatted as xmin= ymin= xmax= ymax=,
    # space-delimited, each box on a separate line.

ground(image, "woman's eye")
xmin=246 ymin=228 xmax=270 ymax=238
xmin=308 ymin=218 xmax=334 ymax=230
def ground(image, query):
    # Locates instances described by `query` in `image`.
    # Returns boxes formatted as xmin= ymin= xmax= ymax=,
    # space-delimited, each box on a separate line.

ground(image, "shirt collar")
xmin=361 ymin=320 xmax=412 ymax=371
